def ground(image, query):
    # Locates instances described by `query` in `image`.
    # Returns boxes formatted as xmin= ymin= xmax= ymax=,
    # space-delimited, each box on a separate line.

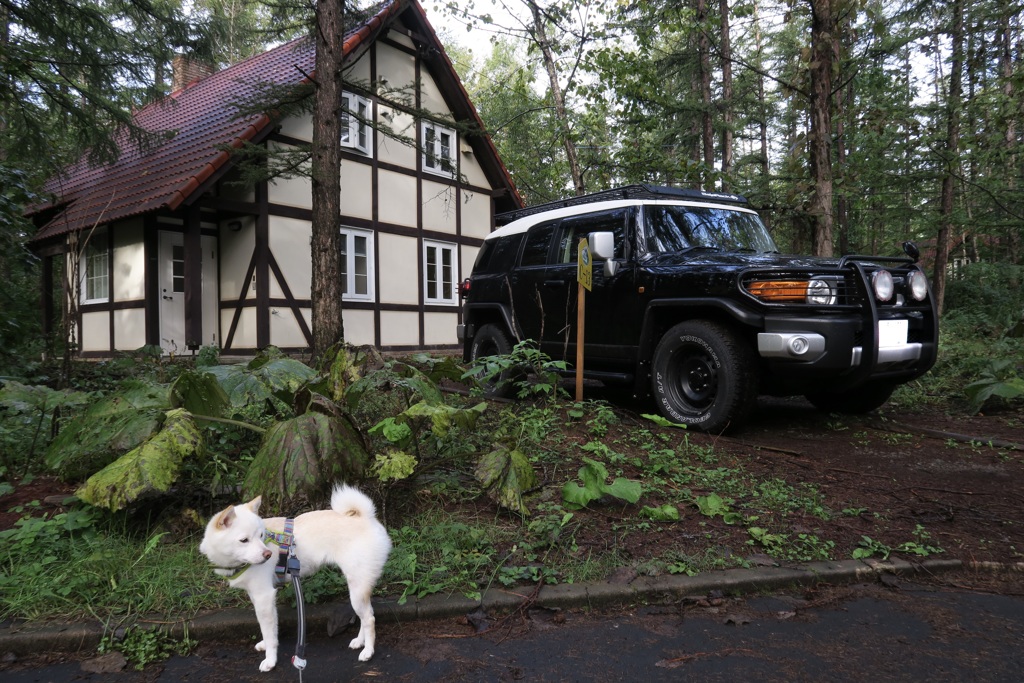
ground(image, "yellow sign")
xmin=578 ymin=238 xmax=592 ymax=291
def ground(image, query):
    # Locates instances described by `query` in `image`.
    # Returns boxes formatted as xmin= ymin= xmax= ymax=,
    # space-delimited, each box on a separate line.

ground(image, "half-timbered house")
xmin=27 ymin=0 xmax=520 ymax=357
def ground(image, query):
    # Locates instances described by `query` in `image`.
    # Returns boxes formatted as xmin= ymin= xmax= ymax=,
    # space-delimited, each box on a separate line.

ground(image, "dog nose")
xmin=263 ymin=549 xmax=273 ymax=560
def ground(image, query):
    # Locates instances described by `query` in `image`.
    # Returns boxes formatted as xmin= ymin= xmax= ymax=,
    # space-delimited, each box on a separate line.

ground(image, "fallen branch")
xmin=868 ymin=418 xmax=1024 ymax=452
xmin=656 ymin=647 xmax=761 ymax=668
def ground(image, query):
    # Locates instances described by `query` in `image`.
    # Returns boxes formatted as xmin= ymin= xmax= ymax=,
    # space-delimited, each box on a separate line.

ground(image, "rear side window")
xmin=520 ymin=222 xmax=558 ymax=267
xmin=474 ymin=233 xmax=525 ymax=274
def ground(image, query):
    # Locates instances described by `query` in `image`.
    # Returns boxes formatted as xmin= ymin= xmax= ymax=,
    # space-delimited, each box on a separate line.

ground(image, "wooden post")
xmin=575 ymin=281 xmax=585 ymax=402
xmin=575 ymin=237 xmax=592 ymax=402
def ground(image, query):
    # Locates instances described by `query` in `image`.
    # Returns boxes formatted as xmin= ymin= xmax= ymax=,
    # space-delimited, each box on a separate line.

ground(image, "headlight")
xmin=806 ymin=279 xmax=837 ymax=305
xmin=872 ymin=269 xmax=894 ymax=301
xmin=907 ymin=270 xmax=929 ymax=301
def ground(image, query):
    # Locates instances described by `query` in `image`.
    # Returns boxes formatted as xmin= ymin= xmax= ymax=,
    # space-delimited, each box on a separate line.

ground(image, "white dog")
xmin=199 ymin=485 xmax=392 ymax=672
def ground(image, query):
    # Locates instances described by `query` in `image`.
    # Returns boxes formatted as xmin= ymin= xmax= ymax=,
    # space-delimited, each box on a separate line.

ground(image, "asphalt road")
xmin=4 ymin=574 xmax=1024 ymax=682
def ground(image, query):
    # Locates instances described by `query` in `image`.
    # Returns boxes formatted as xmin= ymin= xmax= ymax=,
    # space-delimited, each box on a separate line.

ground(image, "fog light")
xmin=789 ymin=336 xmax=810 ymax=356
xmin=908 ymin=270 xmax=929 ymax=301
xmin=872 ymin=269 xmax=894 ymax=301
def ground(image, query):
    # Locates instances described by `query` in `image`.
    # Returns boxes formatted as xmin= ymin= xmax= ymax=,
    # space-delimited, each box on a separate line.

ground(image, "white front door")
xmin=158 ymin=232 xmax=218 ymax=355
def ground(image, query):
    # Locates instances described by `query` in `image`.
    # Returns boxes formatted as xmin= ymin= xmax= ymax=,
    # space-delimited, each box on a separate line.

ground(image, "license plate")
xmin=878 ymin=319 xmax=908 ymax=347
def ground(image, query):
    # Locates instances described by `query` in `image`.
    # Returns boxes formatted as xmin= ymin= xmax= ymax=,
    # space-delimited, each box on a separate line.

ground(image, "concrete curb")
xmin=0 ymin=557 xmax=973 ymax=657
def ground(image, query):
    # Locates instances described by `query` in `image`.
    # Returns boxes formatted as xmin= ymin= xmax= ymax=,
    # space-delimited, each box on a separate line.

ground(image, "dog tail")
xmin=331 ymin=484 xmax=377 ymax=519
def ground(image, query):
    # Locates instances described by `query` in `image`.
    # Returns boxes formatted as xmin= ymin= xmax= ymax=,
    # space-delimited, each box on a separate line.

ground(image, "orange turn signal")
xmin=747 ymin=280 xmax=809 ymax=302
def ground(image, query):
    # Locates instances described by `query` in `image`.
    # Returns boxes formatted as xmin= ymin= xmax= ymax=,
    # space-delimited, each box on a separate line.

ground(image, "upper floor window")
xmin=340 ymin=227 xmax=374 ymax=301
xmin=81 ymin=228 xmax=109 ymax=304
xmin=423 ymin=239 xmax=457 ymax=305
xmin=341 ymin=92 xmax=372 ymax=156
xmin=422 ymin=122 xmax=456 ymax=177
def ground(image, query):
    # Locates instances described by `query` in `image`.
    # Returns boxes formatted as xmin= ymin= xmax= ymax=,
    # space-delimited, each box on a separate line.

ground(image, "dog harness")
xmin=267 ymin=518 xmax=295 ymax=586
xmin=211 ymin=518 xmax=295 ymax=584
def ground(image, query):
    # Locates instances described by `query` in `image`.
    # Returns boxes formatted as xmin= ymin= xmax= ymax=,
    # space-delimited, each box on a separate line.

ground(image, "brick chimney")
xmin=171 ymin=54 xmax=215 ymax=91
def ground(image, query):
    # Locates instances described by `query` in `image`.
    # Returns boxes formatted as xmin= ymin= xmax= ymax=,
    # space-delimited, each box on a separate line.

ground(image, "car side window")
xmin=556 ymin=210 xmax=628 ymax=264
xmin=519 ymin=221 xmax=557 ymax=267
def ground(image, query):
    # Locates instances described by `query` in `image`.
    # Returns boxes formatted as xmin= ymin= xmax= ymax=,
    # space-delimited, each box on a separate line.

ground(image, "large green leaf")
xmin=203 ymin=364 xmax=282 ymax=416
xmin=169 ymin=371 xmax=230 ymax=418
xmin=401 ymin=401 xmax=487 ymax=438
xmin=475 ymin=446 xmax=537 ymax=515
xmin=44 ymin=384 xmax=169 ymax=480
xmin=0 ymin=380 xmax=91 ymax=414
xmin=76 ymin=409 xmax=203 ymax=511
xmin=243 ymin=410 xmax=370 ymax=507
xmin=562 ymin=458 xmax=642 ymax=509
xmin=251 ymin=358 xmax=318 ymax=402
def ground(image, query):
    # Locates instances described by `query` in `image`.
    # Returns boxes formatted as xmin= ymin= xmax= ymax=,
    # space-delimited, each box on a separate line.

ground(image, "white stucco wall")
xmin=269 ymin=305 xmax=309 ymax=348
xmin=219 ymin=218 xmax=256 ymax=301
xmin=80 ymin=312 xmax=110 ymax=352
xmin=423 ymin=311 xmax=458 ymax=346
xmin=380 ymin=310 xmax=419 ymax=346
xmin=461 ymin=191 xmax=492 ymax=241
xmin=343 ymin=309 xmax=375 ymax=346
xmin=267 ymin=143 xmax=313 ymax=209
xmin=224 ymin=307 xmax=257 ymax=348
xmin=421 ymin=181 xmax=458 ymax=235
xmin=340 ymin=162 xmax=373 ymax=220
xmin=376 ymin=107 xmax=417 ymax=168
xmin=112 ymin=220 xmax=145 ymax=302
xmin=269 ymin=216 xmax=312 ymax=300
xmin=377 ymin=233 xmax=418 ymax=305
xmin=378 ymin=170 xmax=418 ymax=228
xmin=459 ymin=140 xmax=490 ymax=188
xmin=279 ymin=115 xmax=313 ymax=142
xmin=114 ymin=308 xmax=146 ymax=349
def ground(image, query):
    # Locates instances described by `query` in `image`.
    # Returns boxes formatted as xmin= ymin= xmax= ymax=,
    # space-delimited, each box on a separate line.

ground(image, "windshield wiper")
xmin=677 ymin=245 xmax=722 ymax=255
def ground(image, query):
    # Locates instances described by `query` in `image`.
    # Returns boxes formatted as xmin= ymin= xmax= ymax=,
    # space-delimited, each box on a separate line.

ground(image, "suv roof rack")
xmin=495 ymin=184 xmax=749 ymax=225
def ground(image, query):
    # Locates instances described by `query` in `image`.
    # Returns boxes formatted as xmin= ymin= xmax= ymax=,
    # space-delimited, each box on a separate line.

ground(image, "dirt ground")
xmin=565 ymin=395 xmax=1024 ymax=570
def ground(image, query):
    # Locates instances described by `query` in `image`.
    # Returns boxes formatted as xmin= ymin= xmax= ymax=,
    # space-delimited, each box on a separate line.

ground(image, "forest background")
xmin=0 ymin=0 xmax=1021 ymax=384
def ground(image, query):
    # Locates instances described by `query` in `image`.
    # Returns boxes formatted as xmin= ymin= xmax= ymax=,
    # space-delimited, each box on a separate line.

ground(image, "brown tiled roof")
xmin=30 ymin=0 xmax=487 ymax=244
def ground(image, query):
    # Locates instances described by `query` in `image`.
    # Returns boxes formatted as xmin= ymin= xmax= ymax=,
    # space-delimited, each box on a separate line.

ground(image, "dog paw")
xmin=357 ymin=647 xmax=374 ymax=662
xmin=255 ymin=640 xmax=266 ymax=652
xmin=259 ymin=657 xmax=277 ymax=672
xmin=348 ymin=636 xmax=364 ymax=650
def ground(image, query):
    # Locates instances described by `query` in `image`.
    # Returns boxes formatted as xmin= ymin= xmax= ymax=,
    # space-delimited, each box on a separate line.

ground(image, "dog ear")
xmin=214 ymin=505 xmax=236 ymax=529
xmin=246 ymin=496 xmax=262 ymax=514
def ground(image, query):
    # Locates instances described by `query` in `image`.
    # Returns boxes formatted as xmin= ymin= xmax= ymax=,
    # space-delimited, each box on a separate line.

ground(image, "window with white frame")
xmin=340 ymin=227 xmax=374 ymax=301
xmin=421 ymin=121 xmax=456 ymax=176
xmin=340 ymin=92 xmax=372 ymax=156
xmin=423 ymin=239 xmax=457 ymax=305
xmin=81 ymin=228 xmax=109 ymax=303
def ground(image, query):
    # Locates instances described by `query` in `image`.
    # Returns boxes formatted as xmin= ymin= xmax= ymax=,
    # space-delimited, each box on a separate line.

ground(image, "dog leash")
xmin=287 ymin=546 xmax=307 ymax=677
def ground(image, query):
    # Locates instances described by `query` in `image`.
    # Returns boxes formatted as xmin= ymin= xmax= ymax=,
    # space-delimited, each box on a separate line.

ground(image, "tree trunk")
xmin=999 ymin=2 xmax=1019 ymax=264
xmin=807 ymin=0 xmax=835 ymax=257
xmin=698 ymin=0 xmax=714 ymax=190
xmin=526 ymin=0 xmax=585 ymax=195
xmin=310 ymin=0 xmax=346 ymax=359
xmin=719 ymin=0 xmax=733 ymax=189
xmin=933 ymin=0 xmax=964 ymax=315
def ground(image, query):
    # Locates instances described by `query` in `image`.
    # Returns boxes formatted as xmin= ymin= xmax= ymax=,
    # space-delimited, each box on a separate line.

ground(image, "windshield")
xmin=644 ymin=205 xmax=778 ymax=254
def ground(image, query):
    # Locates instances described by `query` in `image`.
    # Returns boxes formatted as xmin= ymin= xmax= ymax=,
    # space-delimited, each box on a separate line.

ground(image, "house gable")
xmin=29 ymin=0 xmax=521 ymax=357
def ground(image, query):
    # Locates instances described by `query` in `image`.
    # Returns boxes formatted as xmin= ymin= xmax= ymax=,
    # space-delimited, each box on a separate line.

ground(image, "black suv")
xmin=458 ymin=184 xmax=938 ymax=432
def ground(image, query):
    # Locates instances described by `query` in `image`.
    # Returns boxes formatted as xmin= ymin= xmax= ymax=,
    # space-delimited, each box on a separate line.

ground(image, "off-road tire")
xmin=651 ymin=320 xmax=757 ymax=433
xmin=468 ymin=323 xmax=519 ymax=398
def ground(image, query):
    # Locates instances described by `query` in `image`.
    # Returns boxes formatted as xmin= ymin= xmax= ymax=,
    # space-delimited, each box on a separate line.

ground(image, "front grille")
xmin=740 ymin=261 xmax=932 ymax=312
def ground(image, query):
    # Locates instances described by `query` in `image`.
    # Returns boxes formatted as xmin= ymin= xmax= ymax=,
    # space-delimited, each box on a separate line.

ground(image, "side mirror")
xmin=589 ymin=231 xmax=615 ymax=260
xmin=588 ymin=231 xmax=619 ymax=277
